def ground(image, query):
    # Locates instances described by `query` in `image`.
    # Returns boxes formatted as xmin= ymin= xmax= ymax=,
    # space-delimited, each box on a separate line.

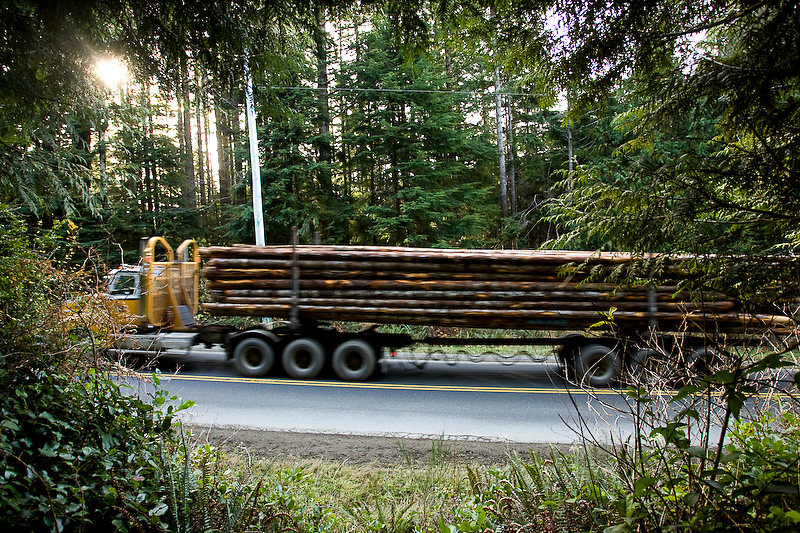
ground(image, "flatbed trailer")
xmin=107 ymin=237 xmax=794 ymax=386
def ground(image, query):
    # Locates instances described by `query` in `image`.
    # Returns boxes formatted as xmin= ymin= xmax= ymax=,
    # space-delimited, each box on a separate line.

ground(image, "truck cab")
xmin=106 ymin=237 xmax=199 ymax=332
xmin=106 ymin=265 xmax=144 ymax=322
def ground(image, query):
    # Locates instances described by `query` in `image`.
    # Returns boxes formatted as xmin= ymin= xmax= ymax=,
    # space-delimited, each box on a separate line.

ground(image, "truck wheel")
xmin=332 ymin=340 xmax=377 ymax=381
xmin=685 ymin=346 xmax=719 ymax=382
xmin=233 ymin=337 xmax=275 ymax=377
xmin=575 ymin=343 xmax=622 ymax=387
xmin=282 ymin=338 xmax=325 ymax=379
xmin=556 ymin=333 xmax=584 ymax=382
xmin=628 ymin=348 xmax=668 ymax=385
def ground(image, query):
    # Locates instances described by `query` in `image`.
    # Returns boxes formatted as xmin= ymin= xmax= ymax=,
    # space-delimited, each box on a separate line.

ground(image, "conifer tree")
xmin=338 ymin=18 xmax=497 ymax=247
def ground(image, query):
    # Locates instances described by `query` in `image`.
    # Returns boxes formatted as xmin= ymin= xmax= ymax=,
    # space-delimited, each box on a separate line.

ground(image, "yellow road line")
xmin=133 ymin=372 xmax=626 ymax=395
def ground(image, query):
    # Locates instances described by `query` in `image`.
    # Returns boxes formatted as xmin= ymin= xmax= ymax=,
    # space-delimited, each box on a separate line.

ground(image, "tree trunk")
xmin=490 ymin=13 xmax=508 ymax=222
xmin=195 ymin=71 xmax=207 ymax=208
xmin=141 ymin=84 xmax=153 ymax=214
xmin=335 ymin=20 xmax=352 ymax=200
xmin=204 ymin=104 xmax=214 ymax=199
xmin=179 ymin=52 xmax=197 ymax=209
xmin=231 ymin=96 xmax=243 ymax=191
xmin=149 ymin=108 xmax=159 ymax=214
xmin=215 ymin=102 xmax=232 ymax=205
xmin=313 ymin=3 xmax=334 ymax=193
xmin=567 ymin=125 xmax=574 ymax=193
xmin=99 ymin=119 xmax=107 ymax=207
xmin=494 ymin=64 xmax=508 ymax=220
xmin=391 ymin=106 xmax=402 ymax=245
xmin=507 ymin=99 xmax=517 ymax=216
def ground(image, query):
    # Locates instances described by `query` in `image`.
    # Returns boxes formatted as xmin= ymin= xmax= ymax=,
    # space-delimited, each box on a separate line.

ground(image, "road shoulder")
xmin=189 ymin=425 xmax=569 ymax=466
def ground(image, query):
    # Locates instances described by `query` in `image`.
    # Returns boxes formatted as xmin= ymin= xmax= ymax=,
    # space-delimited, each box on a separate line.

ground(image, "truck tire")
xmin=332 ymin=340 xmax=377 ymax=381
xmin=556 ymin=333 xmax=587 ymax=382
xmin=685 ymin=346 xmax=719 ymax=382
xmin=233 ymin=337 xmax=275 ymax=377
xmin=628 ymin=348 xmax=670 ymax=385
xmin=282 ymin=338 xmax=325 ymax=379
xmin=575 ymin=343 xmax=622 ymax=387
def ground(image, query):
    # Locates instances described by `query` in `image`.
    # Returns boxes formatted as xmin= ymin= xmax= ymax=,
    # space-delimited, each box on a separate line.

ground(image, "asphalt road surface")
xmin=123 ymin=347 xmax=639 ymax=444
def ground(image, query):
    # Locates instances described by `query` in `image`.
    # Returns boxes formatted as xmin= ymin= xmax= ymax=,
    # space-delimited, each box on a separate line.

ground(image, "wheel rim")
xmin=233 ymin=337 xmax=274 ymax=377
xmin=293 ymin=349 xmax=313 ymax=369
xmin=243 ymin=347 xmax=264 ymax=369
xmin=576 ymin=343 xmax=621 ymax=387
xmin=282 ymin=338 xmax=325 ymax=379
xmin=587 ymin=353 xmax=615 ymax=381
xmin=343 ymin=351 xmax=364 ymax=371
xmin=332 ymin=340 xmax=377 ymax=381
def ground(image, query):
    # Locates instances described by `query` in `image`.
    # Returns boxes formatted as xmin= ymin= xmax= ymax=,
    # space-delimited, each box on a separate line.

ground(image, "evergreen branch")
xmin=660 ymin=0 xmax=772 ymax=40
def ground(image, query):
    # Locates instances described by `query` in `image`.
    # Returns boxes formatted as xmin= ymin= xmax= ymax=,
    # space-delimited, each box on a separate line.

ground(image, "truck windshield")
xmin=109 ymin=273 xmax=138 ymax=296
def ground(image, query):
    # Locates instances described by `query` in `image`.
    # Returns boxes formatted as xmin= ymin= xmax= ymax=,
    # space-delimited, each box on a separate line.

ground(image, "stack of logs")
xmin=199 ymin=245 xmax=783 ymax=333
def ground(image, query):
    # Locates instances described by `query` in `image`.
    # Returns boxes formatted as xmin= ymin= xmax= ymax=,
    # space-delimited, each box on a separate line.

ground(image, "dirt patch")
xmin=189 ymin=425 xmax=569 ymax=466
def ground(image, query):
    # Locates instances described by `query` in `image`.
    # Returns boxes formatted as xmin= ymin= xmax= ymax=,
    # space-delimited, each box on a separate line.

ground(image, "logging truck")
xmin=107 ymin=236 xmax=793 ymax=387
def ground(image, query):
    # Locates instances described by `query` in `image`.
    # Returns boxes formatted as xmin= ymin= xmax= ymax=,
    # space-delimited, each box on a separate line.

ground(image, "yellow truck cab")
xmin=108 ymin=237 xmax=201 ymax=353
xmin=105 ymin=237 xmax=199 ymax=331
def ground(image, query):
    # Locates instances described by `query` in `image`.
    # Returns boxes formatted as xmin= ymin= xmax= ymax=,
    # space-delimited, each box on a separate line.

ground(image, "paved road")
xmin=124 ymin=348 xmax=638 ymax=443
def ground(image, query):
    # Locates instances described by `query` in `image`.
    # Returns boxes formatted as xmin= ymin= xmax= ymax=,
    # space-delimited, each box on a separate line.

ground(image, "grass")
xmin=178 ymin=433 xmax=621 ymax=533
xmin=193 ymin=450 xmax=468 ymax=531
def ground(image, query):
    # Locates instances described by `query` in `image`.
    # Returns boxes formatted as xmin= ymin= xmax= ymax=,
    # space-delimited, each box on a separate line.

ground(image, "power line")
xmin=267 ymin=85 xmax=548 ymax=99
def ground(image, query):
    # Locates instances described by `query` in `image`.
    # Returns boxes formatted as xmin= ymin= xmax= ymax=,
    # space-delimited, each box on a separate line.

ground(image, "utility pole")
xmin=244 ymin=55 xmax=266 ymax=246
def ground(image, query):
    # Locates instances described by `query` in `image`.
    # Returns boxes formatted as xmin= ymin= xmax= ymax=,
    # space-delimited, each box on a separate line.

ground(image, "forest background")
xmin=3 ymin=0 xmax=797 ymax=290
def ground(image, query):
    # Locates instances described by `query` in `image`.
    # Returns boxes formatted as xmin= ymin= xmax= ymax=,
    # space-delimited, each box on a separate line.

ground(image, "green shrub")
xmin=602 ymin=352 xmax=800 ymax=533
xmin=0 ymin=205 xmax=110 ymax=380
xmin=0 ymin=207 xmax=63 ymax=374
xmin=683 ymin=411 xmax=800 ymax=532
xmin=0 ymin=370 xmax=193 ymax=532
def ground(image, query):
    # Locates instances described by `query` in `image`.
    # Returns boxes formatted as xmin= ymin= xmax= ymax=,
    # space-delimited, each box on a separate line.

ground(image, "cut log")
xmin=197 ymin=244 xmax=790 ymax=333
